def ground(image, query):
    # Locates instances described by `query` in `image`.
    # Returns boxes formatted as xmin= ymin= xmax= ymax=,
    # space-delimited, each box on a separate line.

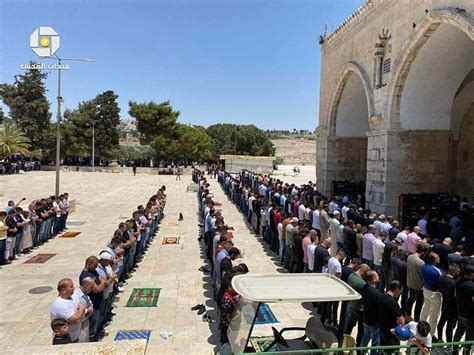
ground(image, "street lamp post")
xmin=55 ymin=57 xmax=62 ymax=197
xmin=92 ymin=120 xmax=95 ymax=172
xmin=48 ymin=54 xmax=94 ymax=196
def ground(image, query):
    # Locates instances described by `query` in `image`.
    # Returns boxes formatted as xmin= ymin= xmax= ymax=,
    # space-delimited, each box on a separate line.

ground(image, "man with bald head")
xmin=73 ymin=277 xmax=95 ymax=342
xmin=79 ymin=256 xmax=107 ymax=341
xmin=50 ymin=278 xmax=86 ymax=343
xmin=432 ymin=237 xmax=453 ymax=271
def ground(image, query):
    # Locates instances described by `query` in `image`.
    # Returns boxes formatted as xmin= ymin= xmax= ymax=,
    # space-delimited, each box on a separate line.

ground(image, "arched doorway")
xmin=396 ymin=23 xmax=474 ymax=198
xmin=453 ymin=72 xmax=474 ymax=201
xmin=329 ymin=68 xmax=371 ymax=199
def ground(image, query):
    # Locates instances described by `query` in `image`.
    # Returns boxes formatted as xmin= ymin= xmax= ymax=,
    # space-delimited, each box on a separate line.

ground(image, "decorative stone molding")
xmin=325 ymin=0 xmax=384 ymax=44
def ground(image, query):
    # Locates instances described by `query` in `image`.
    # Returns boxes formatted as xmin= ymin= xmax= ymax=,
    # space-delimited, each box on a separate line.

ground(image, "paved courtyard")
xmin=0 ymin=170 xmax=316 ymax=354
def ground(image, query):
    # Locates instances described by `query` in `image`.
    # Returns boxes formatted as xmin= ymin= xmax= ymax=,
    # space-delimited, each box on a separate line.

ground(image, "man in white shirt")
xmin=277 ymin=221 xmax=284 ymax=263
xmin=328 ymin=198 xmax=338 ymax=214
xmin=72 ymin=277 xmax=95 ymax=342
xmin=322 ymin=249 xmax=346 ymax=326
xmin=362 ymin=225 xmax=377 ymax=267
xmin=329 ymin=211 xmax=340 ymax=257
xmin=298 ymin=199 xmax=306 ymax=221
xmin=312 ymin=207 xmax=321 ymax=237
xmin=50 ymin=278 xmax=86 ymax=343
xmin=248 ymin=193 xmax=256 ymax=222
xmin=306 ymin=234 xmax=318 ymax=272
xmin=341 ymin=204 xmax=350 ymax=223
xmin=96 ymin=252 xmax=117 ymax=329
xmin=372 ymin=231 xmax=387 ymax=291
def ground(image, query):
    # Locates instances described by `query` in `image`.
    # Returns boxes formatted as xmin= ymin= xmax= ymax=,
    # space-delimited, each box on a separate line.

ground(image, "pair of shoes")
xmin=117 ymin=286 xmax=124 ymax=292
xmin=191 ymin=304 xmax=204 ymax=311
xmin=198 ymin=266 xmax=210 ymax=273
xmin=0 ymin=260 xmax=12 ymax=265
xmin=202 ymin=313 xmax=214 ymax=323
xmin=191 ymin=304 xmax=207 ymax=315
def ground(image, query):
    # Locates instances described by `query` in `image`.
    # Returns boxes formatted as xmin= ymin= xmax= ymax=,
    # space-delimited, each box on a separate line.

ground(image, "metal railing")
xmin=241 ymin=340 xmax=474 ymax=354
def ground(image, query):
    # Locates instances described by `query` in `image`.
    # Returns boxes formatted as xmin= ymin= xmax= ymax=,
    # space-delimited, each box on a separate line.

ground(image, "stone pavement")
xmin=0 ymin=171 xmax=213 ymax=354
xmin=0 ymin=171 xmax=318 ymax=354
xmin=204 ymin=178 xmax=315 ymax=339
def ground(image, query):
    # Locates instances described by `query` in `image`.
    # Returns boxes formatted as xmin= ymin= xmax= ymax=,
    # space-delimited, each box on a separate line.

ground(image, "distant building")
xmin=220 ymin=154 xmax=274 ymax=174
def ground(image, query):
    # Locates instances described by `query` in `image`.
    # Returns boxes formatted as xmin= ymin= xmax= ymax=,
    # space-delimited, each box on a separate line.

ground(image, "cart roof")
xmin=231 ymin=273 xmax=361 ymax=303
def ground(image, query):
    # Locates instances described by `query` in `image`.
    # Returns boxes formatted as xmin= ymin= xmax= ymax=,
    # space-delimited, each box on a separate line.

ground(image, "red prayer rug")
xmin=24 ymin=253 xmax=56 ymax=264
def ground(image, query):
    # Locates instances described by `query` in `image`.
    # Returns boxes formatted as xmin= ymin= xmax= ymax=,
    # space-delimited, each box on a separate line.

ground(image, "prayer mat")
xmin=114 ymin=330 xmax=151 ymax=341
xmin=24 ymin=253 xmax=56 ymax=264
xmin=125 ymin=288 xmax=161 ymax=307
xmin=162 ymin=237 xmax=180 ymax=245
xmin=59 ymin=231 xmax=81 ymax=238
xmin=255 ymin=303 xmax=279 ymax=325
xmin=250 ymin=336 xmax=277 ymax=352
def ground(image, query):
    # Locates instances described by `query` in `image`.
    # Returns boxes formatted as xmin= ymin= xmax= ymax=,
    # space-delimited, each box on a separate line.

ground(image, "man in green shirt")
xmin=344 ymin=263 xmax=370 ymax=346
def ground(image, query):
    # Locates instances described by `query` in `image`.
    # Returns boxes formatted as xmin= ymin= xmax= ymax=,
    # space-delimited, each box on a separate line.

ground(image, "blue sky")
xmin=0 ymin=0 xmax=362 ymax=130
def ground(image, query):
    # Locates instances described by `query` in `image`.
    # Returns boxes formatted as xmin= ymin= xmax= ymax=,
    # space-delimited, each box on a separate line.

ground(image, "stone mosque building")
xmin=316 ymin=0 xmax=474 ymax=215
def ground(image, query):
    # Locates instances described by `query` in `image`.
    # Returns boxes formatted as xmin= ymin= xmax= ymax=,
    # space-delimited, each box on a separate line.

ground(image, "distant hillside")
xmin=271 ymin=137 xmax=316 ymax=165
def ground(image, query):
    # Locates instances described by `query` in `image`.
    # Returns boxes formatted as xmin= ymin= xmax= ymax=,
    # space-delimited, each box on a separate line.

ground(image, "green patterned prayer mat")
xmin=125 ymin=288 xmax=161 ymax=307
xmin=250 ymin=336 xmax=277 ymax=352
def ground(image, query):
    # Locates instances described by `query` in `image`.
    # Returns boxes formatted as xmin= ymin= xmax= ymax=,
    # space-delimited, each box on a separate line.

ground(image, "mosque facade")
xmin=316 ymin=0 xmax=474 ymax=214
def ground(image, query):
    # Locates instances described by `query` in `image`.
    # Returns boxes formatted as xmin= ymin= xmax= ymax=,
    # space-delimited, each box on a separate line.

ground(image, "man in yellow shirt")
xmin=0 ymin=211 xmax=10 ymax=265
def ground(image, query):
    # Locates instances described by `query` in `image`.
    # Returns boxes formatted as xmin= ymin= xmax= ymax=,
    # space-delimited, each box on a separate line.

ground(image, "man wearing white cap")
xmin=96 ymin=251 xmax=117 ymax=334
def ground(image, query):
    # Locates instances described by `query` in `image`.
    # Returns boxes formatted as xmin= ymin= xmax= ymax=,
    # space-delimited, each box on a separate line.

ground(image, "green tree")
xmin=117 ymin=145 xmax=156 ymax=161
xmin=149 ymin=123 xmax=212 ymax=162
xmin=62 ymin=102 xmax=95 ymax=157
xmin=94 ymin=90 xmax=121 ymax=159
xmin=62 ymin=90 xmax=121 ymax=159
xmin=0 ymin=61 xmax=51 ymax=151
xmin=0 ymin=107 xmax=6 ymax=124
xmin=128 ymin=100 xmax=180 ymax=145
xmin=206 ymin=123 xmax=275 ymax=157
xmin=0 ymin=123 xmax=31 ymax=157
xmin=180 ymin=125 xmax=212 ymax=162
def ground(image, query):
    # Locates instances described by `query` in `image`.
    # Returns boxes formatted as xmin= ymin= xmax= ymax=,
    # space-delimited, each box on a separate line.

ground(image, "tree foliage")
xmin=129 ymin=100 xmax=211 ymax=162
xmin=0 ymin=123 xmax=31 ymax=157
xmin=206 ymin=123 xmax=275 ymax=157
xmin=117 ymin=145 xmax=156 ymax=161
xmin=0 ymin=61 xmax=51 ymax=151
xmin=62 ymin=90 xmax=121 ymax=159
xmin=128 ymin=100 xmax=180 ymax=145
xmin=94 ymin=90 xmax=121 ymax=158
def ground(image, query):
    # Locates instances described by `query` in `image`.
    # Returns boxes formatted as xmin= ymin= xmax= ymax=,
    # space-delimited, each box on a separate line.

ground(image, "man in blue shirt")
xmin=420 ymin=252 xmax=442 ymax=336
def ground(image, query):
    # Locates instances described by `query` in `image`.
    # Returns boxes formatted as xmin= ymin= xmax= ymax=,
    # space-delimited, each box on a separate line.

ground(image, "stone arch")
xmin=386 ymin=8 xmax=474 ymax=127
xmin=328 ymin=61 xmax=374 ymax=136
